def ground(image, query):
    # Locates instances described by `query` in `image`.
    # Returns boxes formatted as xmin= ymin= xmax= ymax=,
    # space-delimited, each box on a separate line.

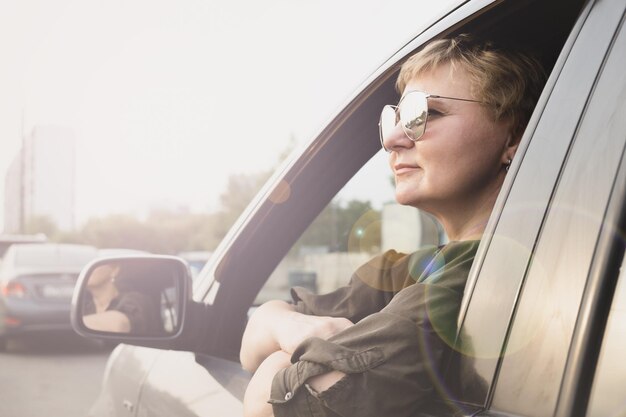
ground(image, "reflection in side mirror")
xmin=72 ymin=256 xmax=190 ymax=338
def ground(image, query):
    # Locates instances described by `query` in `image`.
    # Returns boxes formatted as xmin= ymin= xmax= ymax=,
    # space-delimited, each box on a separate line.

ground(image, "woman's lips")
xmin=394 ymin=163 xmax=420 ymax=175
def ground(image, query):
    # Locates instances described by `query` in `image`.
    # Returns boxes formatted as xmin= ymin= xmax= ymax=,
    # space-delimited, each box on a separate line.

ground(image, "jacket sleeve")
xmin=112 ymin=291 xmax=161 ymax=335
xmin=269 ymin=281 xmax=463 ymax=417
xmin=290 ymin=247 xmax=439 ymax=323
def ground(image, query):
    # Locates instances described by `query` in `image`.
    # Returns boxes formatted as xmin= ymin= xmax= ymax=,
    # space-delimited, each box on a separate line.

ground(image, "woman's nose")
xmin=382 ymin=124 xmax=415 ymax=152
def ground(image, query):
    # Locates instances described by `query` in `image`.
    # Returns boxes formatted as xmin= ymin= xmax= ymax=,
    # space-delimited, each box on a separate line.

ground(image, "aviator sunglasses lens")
xmin=379 ymin=92 xmax=429 ymax=151
xmin=379 ymin=105 xmax=398 ymax=148
xmin=398 ymin=91 xmax=428 ymax=141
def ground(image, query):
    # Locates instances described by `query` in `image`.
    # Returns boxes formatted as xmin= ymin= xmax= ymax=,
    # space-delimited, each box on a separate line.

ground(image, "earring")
xmin=505 ymin=158 xmax=512 ymax=172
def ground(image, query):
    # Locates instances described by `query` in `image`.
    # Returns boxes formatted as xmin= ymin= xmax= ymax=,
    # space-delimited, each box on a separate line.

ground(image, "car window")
xmin=489 ymin=3 xmax=626 ymax=415
xmin=255 ymin=150 xmax=443 ymax=304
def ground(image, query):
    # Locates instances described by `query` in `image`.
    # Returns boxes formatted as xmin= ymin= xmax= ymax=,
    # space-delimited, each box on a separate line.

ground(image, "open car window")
xmin=255 ymin=150 xmax=443 ymax=304
xmin=252 ymin=0 xmax=589 ymax=311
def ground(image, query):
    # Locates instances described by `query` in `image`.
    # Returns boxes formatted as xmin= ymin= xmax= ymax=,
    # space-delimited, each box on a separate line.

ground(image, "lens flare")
xmin=269 ymin=180 xmax=291 ymax=204
xmin=347 ymin=209 xmax=382 ymax=255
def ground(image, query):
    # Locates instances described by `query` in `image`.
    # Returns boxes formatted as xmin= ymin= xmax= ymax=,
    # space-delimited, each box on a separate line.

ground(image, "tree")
xmin=22 ymin=215 xmax=58 ymax=238
xmin=295 ymin=199 xmax=381 ymax=253
xmin=52 ymin=141 xmax=297 ymax=254
xmin=145 ymin=210 xmax=220 ymax=253
xmin=216 ymin=136 xmax=296 ymax=231
xmin=79 ymin=214 xmax=157 ymax=252
xmin=213 ymin=170 xmax=274 ymax=238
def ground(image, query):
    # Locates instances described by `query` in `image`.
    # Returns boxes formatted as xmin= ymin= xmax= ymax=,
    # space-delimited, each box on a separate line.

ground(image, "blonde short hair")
xmin=397 ymin=34 xmax=546 ymax=138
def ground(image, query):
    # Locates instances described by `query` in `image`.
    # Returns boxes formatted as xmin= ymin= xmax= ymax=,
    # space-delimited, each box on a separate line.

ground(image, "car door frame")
xmin=455 ymin=0 xmax=626 ymax=415
xmin=129 ymin=0 xmax=599 ymax=415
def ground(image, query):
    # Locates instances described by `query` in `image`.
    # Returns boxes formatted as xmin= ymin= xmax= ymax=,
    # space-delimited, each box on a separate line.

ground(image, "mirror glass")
xmin=80 ymin=258 xmax=184 ymax=336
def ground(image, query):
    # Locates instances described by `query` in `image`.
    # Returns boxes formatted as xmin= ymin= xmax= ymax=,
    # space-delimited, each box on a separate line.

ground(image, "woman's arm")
xmin=308 ymin=370 xmax=346 ymax=393
xmin=243 ymin=351 xmax=346 ymax=417
xmin=243 ymin=351 xmax=292 ymax=417
xmin=83 ymin=310 xmax=131 ymax=333
xmin=240 ymin=300 xmax=353 ymax=372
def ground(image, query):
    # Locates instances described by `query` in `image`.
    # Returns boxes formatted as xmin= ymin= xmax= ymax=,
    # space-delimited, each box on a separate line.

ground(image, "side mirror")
xmin=71 ymin=255 xmax=192 ymax=344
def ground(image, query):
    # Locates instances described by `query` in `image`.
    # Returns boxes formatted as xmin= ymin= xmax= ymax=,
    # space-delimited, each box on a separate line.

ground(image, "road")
xmin=0 ymin=332 xmax=112 ymax=417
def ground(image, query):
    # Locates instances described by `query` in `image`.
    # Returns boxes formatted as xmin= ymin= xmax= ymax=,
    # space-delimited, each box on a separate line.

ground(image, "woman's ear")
xmin=502 ymin=132 xmax=521 ymax=165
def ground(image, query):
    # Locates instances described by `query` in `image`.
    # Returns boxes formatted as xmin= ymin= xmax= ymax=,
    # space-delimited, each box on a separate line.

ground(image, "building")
xmin=4 ymin=126 xmax=76 ymax=233
xmin=381 ymin=203 xmax=443 ymax=253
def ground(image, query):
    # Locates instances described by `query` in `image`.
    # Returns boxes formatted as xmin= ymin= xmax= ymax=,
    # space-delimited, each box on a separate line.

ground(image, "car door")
xmin=449 ymin=0 xmax=626 ymax=415
xmin=92 ymin=345 xmax=163 ymax=417
xmin=488 ymin=2 xmax=626 ymax=416
xmin=127 ymin=0 xmax=593 ymax=416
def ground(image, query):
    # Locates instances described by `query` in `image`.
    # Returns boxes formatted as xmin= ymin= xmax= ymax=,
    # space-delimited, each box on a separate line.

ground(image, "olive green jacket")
xmin=270 ymin=240 xmax=479 ymax=417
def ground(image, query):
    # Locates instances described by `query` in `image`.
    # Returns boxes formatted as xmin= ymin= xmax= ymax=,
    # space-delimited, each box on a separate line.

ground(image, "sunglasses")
xmin=379 ymin=90 xmax=483 ymax=152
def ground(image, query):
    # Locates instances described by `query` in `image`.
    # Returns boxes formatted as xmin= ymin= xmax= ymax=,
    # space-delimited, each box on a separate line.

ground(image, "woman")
xmin=83 ymin=263 xmax=162 ymax=335
xmin=240 ymin=34 xmax=546 ymax=417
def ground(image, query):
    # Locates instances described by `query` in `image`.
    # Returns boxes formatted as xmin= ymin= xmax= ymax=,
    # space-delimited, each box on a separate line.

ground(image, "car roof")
xmin=177 ymin=251 xmax=213 ymax=261
xmin=1 ymin=243 xmax=99 ymax=277
xmin=0 ymin=233 xmax=48 ymax=258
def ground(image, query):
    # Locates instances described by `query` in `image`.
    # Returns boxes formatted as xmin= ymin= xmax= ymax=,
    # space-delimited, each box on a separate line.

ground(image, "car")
xmin=0 ymin=243 xmax=98 ymax=351
xmin=71 ymin=0 xmax=626 ymax=415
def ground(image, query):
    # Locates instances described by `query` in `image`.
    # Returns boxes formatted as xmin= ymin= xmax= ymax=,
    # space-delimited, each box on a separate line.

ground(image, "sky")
xmin=0 ymin=0 xmax=454 ymax=230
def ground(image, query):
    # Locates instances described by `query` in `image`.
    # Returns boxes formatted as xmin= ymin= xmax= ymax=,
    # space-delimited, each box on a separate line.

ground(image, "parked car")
xmin=0 ymin=243 xmax=98 ymax=350
xmin=71 ymin=0 xmax=626 ymax=415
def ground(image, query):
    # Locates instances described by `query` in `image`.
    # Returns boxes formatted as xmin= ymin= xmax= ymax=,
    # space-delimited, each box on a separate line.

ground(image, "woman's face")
xmin=384 ymin=63 xmax=514 ymax=218
xmin=87 ymin=264 xmax=120 ymax=288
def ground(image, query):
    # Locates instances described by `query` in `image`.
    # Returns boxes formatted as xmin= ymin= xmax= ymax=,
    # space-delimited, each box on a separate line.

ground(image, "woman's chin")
xmin=394 ymin=191 xmax=421 ymax=207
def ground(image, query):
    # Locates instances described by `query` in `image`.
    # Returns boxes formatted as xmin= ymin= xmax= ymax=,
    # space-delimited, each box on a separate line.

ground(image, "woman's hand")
xmin=276 ymin=312 xmax=354 ymax=354
xmin=240 ymin=300 xmax=354 ymax=372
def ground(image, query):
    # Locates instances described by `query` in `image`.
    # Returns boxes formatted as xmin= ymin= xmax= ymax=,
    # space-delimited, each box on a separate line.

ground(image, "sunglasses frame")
xmin=379 ymin=90 xmax=483 ymax=152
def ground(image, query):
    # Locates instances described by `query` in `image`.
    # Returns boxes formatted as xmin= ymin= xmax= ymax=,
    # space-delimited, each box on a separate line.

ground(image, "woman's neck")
xmin=434 ymin=185 xmax=500 ymax=242
xmin=443 ymin=216 xmax=489 ymax=241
